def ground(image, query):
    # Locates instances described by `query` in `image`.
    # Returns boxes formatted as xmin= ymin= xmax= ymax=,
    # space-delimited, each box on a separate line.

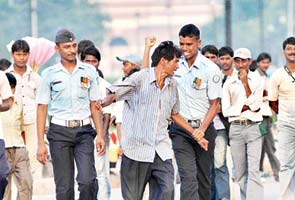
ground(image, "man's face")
xmin=234 ymin=58 xmax=251 ymax=71
xmin=179 ymin=36 xmax=201 ymax=61
xmin=219 ymin=54 xmax=233 ymax=71
xmin=83 ymin=55 xmax=100 ymax=68
xmin=163 ymin=56 xmax=179 ymax=76
xmin=204 ymin=52 xmax=218 ymax=64
xmin=55 ymin=41 xmax=77 ymax=62
xmin=257 ymin=58 xmax=270 ymax=72
xmin=122 ymin=61 xmax=137 ymax=77
xmin=11 ymin=50 xmax=29 ymax=68
xmin=284 ymin=44 xmax=295 ymax=63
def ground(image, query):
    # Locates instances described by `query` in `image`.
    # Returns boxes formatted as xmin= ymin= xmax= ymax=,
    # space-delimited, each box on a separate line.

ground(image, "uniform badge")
xmin=192 ymin=77 xmax=202 ymax=88
xmin=80 ymin=76 xmax=89 ymax=88
xmin=212 ymin=75 xmax=220 ymax=83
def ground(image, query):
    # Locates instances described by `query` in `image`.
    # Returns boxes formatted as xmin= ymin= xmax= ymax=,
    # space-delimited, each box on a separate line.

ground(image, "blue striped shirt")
xmin=107 ymin=68 xmax=179 ymax=162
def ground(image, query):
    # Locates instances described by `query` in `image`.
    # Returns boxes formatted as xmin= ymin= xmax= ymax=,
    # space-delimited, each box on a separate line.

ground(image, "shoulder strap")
xmin=284 ymin=66 xmax=295 ymax=83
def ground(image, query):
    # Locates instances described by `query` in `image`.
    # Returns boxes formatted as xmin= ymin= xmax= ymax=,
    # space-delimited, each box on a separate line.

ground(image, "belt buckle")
xmin=68 ymin=120 xmax=80 ymax=127
xmin=189 ymin=120 xmax=201 ymax=128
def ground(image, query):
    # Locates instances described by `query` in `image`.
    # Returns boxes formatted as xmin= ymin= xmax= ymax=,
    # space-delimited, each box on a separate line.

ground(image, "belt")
xmin=187 ymin=119 xmax=201 ymax=128
xmin=51 ymin=117 xmax=91 ymax=128
xmin=231 ymin=119 xmax=257 ymax=125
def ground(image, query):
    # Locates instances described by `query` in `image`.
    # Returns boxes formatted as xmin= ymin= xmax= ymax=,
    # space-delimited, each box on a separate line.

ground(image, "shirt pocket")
xmin=77 ymin=83 xmax=89 ymax=100
xmin=51 ymin=81 xmax=66 ymax=100
xmin=25 ymin=81 xmax=37 ymax=99
xmin=191 ymin=82 xmax=208 ymax=99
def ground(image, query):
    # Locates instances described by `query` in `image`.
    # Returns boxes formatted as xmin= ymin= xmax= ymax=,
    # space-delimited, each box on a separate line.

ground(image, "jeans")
xmin=213 ymin=129 xmax=230 ymax=200
xmin=95 ymin=139 xmax=111 ymax=200
xmin=277 ymin=120 xmax=295 ymax=200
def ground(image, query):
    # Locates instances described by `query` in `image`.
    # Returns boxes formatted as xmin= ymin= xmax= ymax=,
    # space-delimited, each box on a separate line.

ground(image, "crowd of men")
xmin=0 ymin=23 xmax=294 ymax=200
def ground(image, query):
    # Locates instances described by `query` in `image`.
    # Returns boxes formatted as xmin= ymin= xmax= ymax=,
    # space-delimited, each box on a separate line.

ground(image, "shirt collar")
xmin=180 ymin=51 xmax=203 ymax=70
xmin=149 ymin=67 xmax=172 ymax=87
xmin=6 ymin=64 xmax=33 ymax=74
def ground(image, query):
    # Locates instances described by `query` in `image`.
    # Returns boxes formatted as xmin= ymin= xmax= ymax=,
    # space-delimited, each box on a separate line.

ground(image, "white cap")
xmin=234 ymin=48 xmax=252 ymax=59
xmin=116 ymin=53 xmax=142 ymax=67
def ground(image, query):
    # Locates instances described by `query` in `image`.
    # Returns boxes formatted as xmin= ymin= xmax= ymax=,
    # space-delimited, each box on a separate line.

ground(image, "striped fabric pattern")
xmin=107 ymin=68 xmax=179 ymax=162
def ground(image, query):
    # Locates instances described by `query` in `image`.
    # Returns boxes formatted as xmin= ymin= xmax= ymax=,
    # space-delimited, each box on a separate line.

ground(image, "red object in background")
xmin=110 ymin=132 xmax=117 ymax=144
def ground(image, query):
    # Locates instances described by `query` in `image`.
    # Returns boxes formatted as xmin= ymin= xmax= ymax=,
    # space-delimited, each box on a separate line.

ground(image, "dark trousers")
xmin=47 ymin=124 xmax=98 ymax=200
xmin=120 ymin=153 xmax=174 ymax=200
xmin=170 ymin=123 xmax=216 ymax=200
xmin=0 ymin=139 xmax=10 ymax=199
xmin=259 ymin=117 xmax=280 ymax=178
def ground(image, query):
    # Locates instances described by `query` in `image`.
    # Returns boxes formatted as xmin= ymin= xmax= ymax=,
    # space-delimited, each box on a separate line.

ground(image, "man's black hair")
xmin=0 ymin=58 xmax=12 ymax=71
xmin=5 ymin=73 xmax=17 ymax=89
xmin=201 ymin=45 xmax=218 ymax=56
xmin=257 ymin=52 xmax=272 ymax=63
xmin=178 ymin=24 xmax=200 ymax=39
xmin=249 ymin=59 xmax=258 ymax=72
xmin=11 ymin=40 xmax=30 ymax=53
xmin=78 ymin=40 xmax=95 ymax=55
xmin=218 ymin=46 xmax=234 ymax=57
xmin=151 ymin=41 xmax=182 ymax=67
xmin=282 ymin=37 xmax=295 ymax=50
xmin=81 ymin=46 xmax=101 ymax=62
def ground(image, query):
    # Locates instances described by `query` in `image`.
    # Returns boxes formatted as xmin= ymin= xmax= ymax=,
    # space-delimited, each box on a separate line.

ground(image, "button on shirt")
xmin=0 ymin=71 xmax=13 ymax=139
xmin=6 ymin=65 xmax=40 ymax=124
xmin=36 ymin=62 xmax=99 ymax=120
xmin=107 ymin=68 xmax=180 ymax=163
xmin=174 ymin=53 xmax=222 ymax=121
xmin=222 ymin=70 xmax=264 ymax=122
xmin=268 ymin=67 xmax=295 ymax=122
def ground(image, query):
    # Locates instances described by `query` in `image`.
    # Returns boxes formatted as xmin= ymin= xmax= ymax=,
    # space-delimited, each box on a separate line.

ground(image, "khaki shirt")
xmin=268 ymin=67 xmax=295 ymax=122
xmin=6 ymin=65 xmax=40 ymax=125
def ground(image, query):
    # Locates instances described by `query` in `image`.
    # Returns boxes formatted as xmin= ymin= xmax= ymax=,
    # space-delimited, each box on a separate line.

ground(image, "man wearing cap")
xmin=36 ymin=29 xmax=105 ymax=200
xmin=222 ymin=48 xmax=264 ymax=200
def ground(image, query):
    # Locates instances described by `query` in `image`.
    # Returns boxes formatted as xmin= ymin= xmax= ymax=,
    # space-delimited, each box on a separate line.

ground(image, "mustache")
xmin=288 ymin=53 xmax=295 ymax=56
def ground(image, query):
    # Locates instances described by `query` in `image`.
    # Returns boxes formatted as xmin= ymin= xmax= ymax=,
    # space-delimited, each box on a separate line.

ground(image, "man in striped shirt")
xmin=98 ymin=41 xmax=208 ymax=200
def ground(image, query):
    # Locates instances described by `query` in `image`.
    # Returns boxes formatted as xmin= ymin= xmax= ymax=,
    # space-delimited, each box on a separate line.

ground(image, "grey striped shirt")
xmin=108 ymin=68 xmax=180 ymax=162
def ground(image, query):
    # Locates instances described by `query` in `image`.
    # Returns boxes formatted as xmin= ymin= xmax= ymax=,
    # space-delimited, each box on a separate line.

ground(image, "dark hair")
xmin=11 ymin=40 xmax=30 ymax=53
xmin=78 ymin=40 xmax=95 ymax=55
xmin=151 ymin=41 xmax=182 ymax=67
xmin=218 ymin=46 xmax=234 ymax=57
xmin=0 ymin=58 xmax=12 ymax=71
xmin=97 ymin=68 xmax=104 ymax=78
xmin=201 ymin=45 xmax=218 ymax=56
xmin=257 ymin=52 xmax=272 ymax=63
xmin=81 ymin=46 xmax=101 ymax=62
xmin=179 ymin=24 xmax=200 ymax=39
xmin=5 ymin=73 xmax=17 ymax=88
xmin=282 ymin=37 xmax=295 ymax=50
xmin=249 ymin=59 xmax=257 ymax=72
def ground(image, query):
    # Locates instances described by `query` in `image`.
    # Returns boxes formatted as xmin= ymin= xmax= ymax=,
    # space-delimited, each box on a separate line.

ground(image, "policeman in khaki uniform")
xmin=36 ymin=29 xmax=105 ymax=200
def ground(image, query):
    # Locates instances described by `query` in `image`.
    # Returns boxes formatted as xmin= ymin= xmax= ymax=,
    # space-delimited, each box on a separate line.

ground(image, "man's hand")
xmin=238 ymin=69 xmax=248 ymax=85
xmin=145 ymin=36 xmax=156 ymax=48
xmin=37 ymin=141 xmax=48 ymax=165
xmin=96 ymin=135 xmax=106 ymax=156
xmin=198 ymin=138 xmax=209 ymax=151
xmin=192 ymin=128 xmax=204 ymax=142
xmin=95 ymin=99 xmax=104 ymax=111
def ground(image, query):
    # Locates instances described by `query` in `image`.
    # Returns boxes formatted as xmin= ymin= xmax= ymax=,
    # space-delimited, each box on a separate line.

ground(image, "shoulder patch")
xmin=213 ymin=74 xmax=220 ymax=83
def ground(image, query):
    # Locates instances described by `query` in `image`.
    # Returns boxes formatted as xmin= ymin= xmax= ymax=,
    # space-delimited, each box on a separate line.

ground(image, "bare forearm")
xmin=91 ymin=101 xmax=103 ymax=137
xmin=269 ymin=101 xmax=278 ymax=114
xmin=102 ymin=113 xmax=110 ymax=139
xmin=171 ymin=113 xmax=194 ymax=135
xmin=102 ymin=94 xmax=116 ymax=107
xmin=37 ymin=104 xmax=47 ymax=144
xmin=200 ymin=100 xmax=220 ymax=132
xmin=243 ymin=83 xmax=252 ymax=97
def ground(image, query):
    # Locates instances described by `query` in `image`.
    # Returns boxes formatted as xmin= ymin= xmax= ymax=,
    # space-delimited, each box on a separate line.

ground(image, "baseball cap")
xmin=116 ymin=53 xmax=142 ymax=67
xmin=55 ymin=29 xmax=75 ymax=44
xmin=233 ymin=48 xmax=252 ymax=59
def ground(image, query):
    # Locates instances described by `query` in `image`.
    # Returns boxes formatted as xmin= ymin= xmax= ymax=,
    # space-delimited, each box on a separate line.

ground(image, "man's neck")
xmin=155 ymin=67 xmax=167 ymax=89
xmin=286 ymin=62 xmax=295 ymax=72
xmin=61 ymin=59 xmax=77 ymax=74
xmin=13 ymin=64 xmax=27 ymax=76
xmin=186 ymin=52 xmax=198 ymax=68
xmin=222 ymin=67 xmax=233 ymax=76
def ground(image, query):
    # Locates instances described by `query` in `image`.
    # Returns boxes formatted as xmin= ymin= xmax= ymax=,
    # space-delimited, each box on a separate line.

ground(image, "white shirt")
xmin=268 ymin=67 xmax=295 ymax=122
xmin=0 ymin=71 xmax=13 ymax=139
xmin=255 ymin=68 xmax=273 ymax=116
xmin=97 ymin=77 xmax=112 ymax=114
xmin=6 ymin=65 xmax=40 ymax=124
xmin=222 ymin=70 xmax=264 ymax=122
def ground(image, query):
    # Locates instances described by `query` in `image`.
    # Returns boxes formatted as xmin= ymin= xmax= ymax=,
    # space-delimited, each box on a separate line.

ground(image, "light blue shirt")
xmin=108 ymin=68 xmax=179 ymax=162
xmin=174 ymin=53 xmax=222 ymax=120
xmin=36 ymin=61 xmax=99 ymax=120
